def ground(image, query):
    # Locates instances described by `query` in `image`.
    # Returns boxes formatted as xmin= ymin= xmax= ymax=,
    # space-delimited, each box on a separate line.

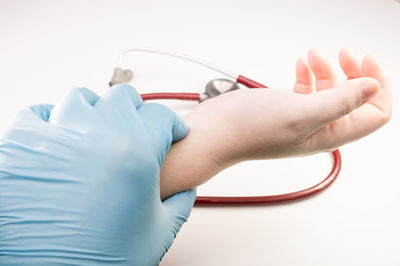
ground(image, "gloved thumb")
xmin=163 ymin=189 xmax=196 ymax=230
xmin=307 ymin=77 xmax=380 ymax=129
xmin=138 ymin=103 xmax=188 ymax=155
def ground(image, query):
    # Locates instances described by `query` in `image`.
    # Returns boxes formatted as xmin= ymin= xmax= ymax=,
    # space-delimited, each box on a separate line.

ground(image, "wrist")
xmin=159 ymin=109 xmax=237 ymax=200
xmin=184 ymin=112 xmax=238 ymax=167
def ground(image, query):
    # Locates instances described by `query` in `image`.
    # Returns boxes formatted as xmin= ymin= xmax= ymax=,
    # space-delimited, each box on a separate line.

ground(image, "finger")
xmin=339 ymin=47 xmax=362 ymax=79
xmin=361 ymin=54 xmax=392 ymax=115
xmin=362 ymin=54 xmax=391 ymax=90
xmin=163 ymin=188 xmax=196 ymax=217
xmin=159 ymin=188 xmax=196 ymax=260
xmin=95 ymin=84 xmax=144 ymax=124
xmin=162 ymin=188 xmax=196 ymax=228
xmin=308 ymin=48 xmax=338 ymax=91
xmin=294 ymin=57 xmax=314 ymax=94
xmin=304 ymin=77 xmax=380 ymax=132
xmin=97 ymin=84 xmax=143 ymax=109
xmin=138 ymin=103 xmax=188 ymax=159
xmin=307 ymin=100 xmax=390 ymax=152
xmin=48 ymin=87 xmax=100 ymax=132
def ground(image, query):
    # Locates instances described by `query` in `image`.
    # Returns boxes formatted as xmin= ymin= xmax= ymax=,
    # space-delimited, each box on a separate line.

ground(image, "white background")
xmin=0 ymin=0 xmax=399 ymax=265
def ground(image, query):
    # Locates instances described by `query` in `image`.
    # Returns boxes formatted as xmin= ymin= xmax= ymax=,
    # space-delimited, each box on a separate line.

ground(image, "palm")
xmin=293 ymin=48 xmax=392 ymax=150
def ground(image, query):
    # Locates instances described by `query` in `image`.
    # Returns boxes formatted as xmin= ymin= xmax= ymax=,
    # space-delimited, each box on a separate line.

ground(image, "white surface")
xmin=0 ymin=0 xmax=399 ymax=265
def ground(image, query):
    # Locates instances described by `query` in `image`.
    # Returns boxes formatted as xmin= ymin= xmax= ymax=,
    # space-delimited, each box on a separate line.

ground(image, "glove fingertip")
xmin=172 ymin=114 xmax=188 ymax=143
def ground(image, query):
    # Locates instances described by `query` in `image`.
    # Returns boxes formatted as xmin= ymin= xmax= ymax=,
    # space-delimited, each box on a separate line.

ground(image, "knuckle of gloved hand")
xmin=112 ymin=84 xmax=142 ymax=105
xmin=68 ymin=86 xmax=89 ymax=95
xmin=111 ymin=84 xmax=131 ymax=98
xmin=67 ymin=87 xmax=95 ymax=102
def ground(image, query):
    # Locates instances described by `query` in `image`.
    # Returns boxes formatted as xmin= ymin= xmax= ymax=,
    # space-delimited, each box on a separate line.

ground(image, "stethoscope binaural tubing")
xmin=114 ymin=48 xmax=342 ymax=206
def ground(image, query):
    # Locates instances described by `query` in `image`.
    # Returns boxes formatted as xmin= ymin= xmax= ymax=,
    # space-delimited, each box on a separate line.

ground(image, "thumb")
xmin=163 ymin=189 xmax=196 ymax=230
xmin=157 ymin=189 xmax=196 ymax=263
xmin=307 ymin=77 xmax=380 ymax=128
xmin=138 ymin=103 xmax=188 ymax=155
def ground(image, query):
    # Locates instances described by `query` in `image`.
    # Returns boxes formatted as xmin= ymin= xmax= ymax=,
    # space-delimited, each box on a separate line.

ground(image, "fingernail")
xmin=361 ymin=79 xmax=379 ymax=102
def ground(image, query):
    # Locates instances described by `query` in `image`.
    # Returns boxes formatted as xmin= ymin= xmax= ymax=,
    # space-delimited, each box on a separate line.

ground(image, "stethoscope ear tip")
xmin=109 ymin=68 xmax=134 ymax=87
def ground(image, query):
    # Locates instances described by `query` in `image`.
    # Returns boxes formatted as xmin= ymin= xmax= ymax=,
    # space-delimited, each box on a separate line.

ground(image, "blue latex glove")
xmin=0 ymin=84 xmax=196 ymax=265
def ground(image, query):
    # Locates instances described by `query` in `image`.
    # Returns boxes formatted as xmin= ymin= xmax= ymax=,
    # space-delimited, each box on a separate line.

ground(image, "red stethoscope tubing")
xmin=141 ymin=92 xmax=200 ymax=101
xmin=141 ymin=75 xmax=342 ymax=205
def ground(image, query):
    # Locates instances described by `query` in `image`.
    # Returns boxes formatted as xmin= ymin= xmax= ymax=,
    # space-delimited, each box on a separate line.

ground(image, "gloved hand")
xmin=0 ymin=84 xmax=196 ymax=265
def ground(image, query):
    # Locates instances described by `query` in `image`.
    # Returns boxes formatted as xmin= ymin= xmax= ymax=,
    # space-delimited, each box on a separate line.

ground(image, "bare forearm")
xmin=160 ymin=111 xmax=236 ymax=200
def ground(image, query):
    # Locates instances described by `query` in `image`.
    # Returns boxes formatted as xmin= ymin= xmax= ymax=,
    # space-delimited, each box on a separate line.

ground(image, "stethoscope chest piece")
xmin=205 ymin=79 xmax=240 ymax=99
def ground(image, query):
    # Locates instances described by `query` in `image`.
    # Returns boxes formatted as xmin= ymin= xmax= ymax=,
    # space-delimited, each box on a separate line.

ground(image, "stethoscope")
xmin=109 ymin=48 xmax=342 ymax=206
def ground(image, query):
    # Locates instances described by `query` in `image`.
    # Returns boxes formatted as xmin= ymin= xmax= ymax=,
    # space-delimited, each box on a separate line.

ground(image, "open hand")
xmin=183 ymin=48 xmax=392 ymax=162
xmin=160 ymin=48 xmax=392 ymax=199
